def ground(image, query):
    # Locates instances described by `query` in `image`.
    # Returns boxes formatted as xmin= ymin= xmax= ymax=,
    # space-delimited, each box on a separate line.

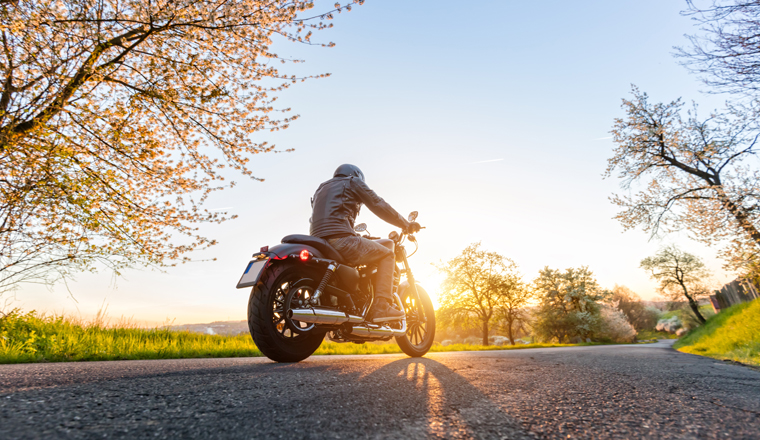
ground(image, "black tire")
xmin=395 ymin=283 xmax=436 ymax=357
xmin=247 ymin=264 xmax=325 ymax=362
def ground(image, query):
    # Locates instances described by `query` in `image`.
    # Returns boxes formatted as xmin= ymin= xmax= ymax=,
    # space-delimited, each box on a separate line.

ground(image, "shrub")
xmin=609 ymin=285 xmax=661 ymax=330
xmin=597 ymin=305 xmax=637 ymax=343
xmin=655 ymin=316 xmax=682 ymax=333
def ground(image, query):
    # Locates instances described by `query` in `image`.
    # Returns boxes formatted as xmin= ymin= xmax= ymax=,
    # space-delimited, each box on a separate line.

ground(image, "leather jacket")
xmin=310 ymin=176 xmax=409 ymax=239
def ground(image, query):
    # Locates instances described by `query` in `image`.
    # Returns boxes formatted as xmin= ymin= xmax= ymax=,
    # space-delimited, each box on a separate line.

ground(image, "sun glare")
xmin=416 ymin=272 xmax=445 ymax=310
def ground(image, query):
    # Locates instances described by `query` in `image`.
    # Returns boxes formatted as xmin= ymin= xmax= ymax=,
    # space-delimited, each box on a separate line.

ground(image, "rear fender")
xmin=261 ymin=244 xmax=358 ymax=292
xmin=264 ymin=243 xmax=324 ymax=260
xmin=236 ymin=243 xmax=326 ymax=289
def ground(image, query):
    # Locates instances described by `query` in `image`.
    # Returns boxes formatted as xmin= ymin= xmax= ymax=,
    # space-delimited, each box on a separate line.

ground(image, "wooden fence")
xmin=709 ymin=278 xmax=760 ymax=313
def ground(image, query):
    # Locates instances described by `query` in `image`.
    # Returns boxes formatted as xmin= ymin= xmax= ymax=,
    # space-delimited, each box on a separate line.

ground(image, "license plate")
xmin=236 ymin=258 xmax=269 ymax=289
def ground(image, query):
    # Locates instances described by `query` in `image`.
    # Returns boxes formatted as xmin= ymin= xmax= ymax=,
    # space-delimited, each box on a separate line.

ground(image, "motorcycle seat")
xmin=281 ymin=234 xmax=346 ymax=264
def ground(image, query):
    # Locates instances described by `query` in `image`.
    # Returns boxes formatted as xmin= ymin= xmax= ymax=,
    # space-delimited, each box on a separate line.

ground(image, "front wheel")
xmin=248 ymin=264 xmax=325 ymax=362
xmin=395 ymin=283 xmax=436 ymax=357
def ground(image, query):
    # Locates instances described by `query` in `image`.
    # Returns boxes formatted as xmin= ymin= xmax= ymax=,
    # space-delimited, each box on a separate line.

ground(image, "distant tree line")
xmin=435 ymin=243 xmax=713 ymax=345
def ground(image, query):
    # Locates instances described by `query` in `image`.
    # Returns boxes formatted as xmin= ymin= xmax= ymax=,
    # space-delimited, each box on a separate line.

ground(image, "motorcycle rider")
xmin=310 ymin=164 xmax=421 ymax=322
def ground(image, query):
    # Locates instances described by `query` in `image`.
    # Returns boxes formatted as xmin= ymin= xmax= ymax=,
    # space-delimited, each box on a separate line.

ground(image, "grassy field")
xmin=674 ymin=299 xmax=760 ymax=367
xmin=0 ymin=310 xmax=262 ymax=363
xmin=1 ymin=310 xmax=614 ymax=364
xmin=636 ymin=330 xmax=678 ymax=340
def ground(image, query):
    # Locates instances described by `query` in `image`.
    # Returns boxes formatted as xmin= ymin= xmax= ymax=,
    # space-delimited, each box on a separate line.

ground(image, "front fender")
xmin=397 ymin=280 xmax=430 ymax=303
xmin=397 ymin=280 xmax=419 ymax=296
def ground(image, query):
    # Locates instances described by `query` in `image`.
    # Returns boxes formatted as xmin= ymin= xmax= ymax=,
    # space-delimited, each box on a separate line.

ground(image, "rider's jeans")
xmin=327 ymin=236 xmax=394 ymax=303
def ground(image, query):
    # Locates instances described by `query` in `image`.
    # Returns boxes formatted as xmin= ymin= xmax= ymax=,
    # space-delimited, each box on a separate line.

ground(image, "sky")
xmin=11 ymin=0 xmax=739 ymax=325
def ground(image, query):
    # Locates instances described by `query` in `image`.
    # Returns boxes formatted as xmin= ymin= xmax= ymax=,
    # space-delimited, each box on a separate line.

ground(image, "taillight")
xmin=299 ymin=250 xmax=310 ymax=261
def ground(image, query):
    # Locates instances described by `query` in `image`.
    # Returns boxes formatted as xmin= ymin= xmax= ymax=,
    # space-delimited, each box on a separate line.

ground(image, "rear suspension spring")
xmin=311 ymin=263 xmax=337 ymax=304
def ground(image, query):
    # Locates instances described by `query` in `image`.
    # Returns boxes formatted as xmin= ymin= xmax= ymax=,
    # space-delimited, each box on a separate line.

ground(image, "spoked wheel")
xmin=248 ymin=266 xmax=325 ymax=362
xmin=395 ymin=283 xmax=436 ymax=357
xmin=283 ymin=279 xmax=317 ymax=334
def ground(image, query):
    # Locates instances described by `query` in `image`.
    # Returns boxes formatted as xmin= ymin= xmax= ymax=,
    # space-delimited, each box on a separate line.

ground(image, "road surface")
xmin=1 ymin=340 xmax=758 ymax=439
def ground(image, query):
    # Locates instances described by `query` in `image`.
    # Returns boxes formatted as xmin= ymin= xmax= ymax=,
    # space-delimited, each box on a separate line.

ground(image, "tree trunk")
xmin=680 ymin=283 xmax=706 ymax=324
xmin=556 ymin=330 xmax=565 ymax=344
xmin=686 ymin=292 xmax=706 ymax=324
xmin=506 ymin=317 xmax=515 ymax=345
xmin=482 ymin=319 xmax=489 ymax=346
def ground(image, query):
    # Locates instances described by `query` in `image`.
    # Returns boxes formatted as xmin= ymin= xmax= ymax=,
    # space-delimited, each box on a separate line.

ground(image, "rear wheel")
xmin=395 ymin=283 xmax=436 ymax=357
xmin=248 ymin=265 xmax=325 ymax=362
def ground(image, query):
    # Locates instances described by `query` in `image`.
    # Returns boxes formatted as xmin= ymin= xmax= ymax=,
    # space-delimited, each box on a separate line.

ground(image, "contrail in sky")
xmin=469 ymin=158 xmax=504 ymax=164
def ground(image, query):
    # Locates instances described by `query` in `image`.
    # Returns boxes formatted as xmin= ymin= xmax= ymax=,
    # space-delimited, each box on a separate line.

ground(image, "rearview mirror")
xmin=354 ymin=223 xmax=367 ymax=232
xmin=407 ymin=211 xmax=418 ymax=222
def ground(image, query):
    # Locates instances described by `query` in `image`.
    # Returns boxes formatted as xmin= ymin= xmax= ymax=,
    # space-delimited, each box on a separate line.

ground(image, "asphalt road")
xmin=1 ymin=340 xmax=758 ymax=439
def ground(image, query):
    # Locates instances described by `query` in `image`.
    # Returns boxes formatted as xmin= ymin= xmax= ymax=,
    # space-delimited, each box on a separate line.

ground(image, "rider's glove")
xmin=405 ymin=222 xmax=422 ymax=234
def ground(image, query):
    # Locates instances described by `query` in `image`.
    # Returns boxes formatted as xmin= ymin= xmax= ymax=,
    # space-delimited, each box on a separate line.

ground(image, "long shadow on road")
xmin=0 ymin=355 xmax=531 ymax=439
xmin=307 ymin=357 xmax=532 ymax=439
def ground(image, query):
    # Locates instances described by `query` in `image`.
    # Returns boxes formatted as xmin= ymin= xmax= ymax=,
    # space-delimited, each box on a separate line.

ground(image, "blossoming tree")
xmin=0 ymin=0 xmax=363 ymax=292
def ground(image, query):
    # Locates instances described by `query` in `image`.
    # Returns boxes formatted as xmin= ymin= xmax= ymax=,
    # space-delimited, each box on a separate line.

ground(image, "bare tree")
xmin=640 ymin=245 xmax=711 ymax=324
xmin=0 ymin=0 xmax=363 ymax=293
xmin=678 ymin=1 xmax=760 ymax=97
xmin=607 ymin=87 xmax=760 ymax=270
xmin=437 ymin=243 xmax=521 ymax=346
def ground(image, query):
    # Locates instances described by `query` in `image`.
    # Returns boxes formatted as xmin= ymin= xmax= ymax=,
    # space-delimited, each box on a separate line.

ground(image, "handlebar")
xmin=403 ymin=226 xmax=425 ymax=234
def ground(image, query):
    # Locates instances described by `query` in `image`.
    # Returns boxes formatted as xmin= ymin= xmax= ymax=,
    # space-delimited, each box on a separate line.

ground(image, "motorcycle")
xmin=236 ymin=211 xmax=435 ymax=362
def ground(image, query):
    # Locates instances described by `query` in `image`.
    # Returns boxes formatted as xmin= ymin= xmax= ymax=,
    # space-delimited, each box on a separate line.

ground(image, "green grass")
xmin=315 ymin=341 xmax=404 ymax=355
xmin=0 ymin=310 xmax=262 ymax=363
xmin=660 ymin=304 xmax=715 ymax=329
xmin=674 ymin=299 xmax=760 ymax=367
xmin=0 ymin=310 xmax=622 ymax=363
xmin=700 ymin=304 xmax=717 ymax=317
xmin=636 ymin=330 xmax=678 ymax=340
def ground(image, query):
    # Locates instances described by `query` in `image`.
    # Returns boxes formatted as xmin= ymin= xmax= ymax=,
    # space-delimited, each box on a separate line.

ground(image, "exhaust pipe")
xmin=291 ymin=307 xmax=408 ymax=339
xmin=290 ymin=307 xmax=363 ymax=325
xmin=351 ymin=320 xmax=407 ymax=338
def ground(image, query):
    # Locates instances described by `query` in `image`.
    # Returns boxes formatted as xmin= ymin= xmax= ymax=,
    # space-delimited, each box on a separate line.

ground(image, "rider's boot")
xmin=368 ymin=298 xmax=405 ymax=323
